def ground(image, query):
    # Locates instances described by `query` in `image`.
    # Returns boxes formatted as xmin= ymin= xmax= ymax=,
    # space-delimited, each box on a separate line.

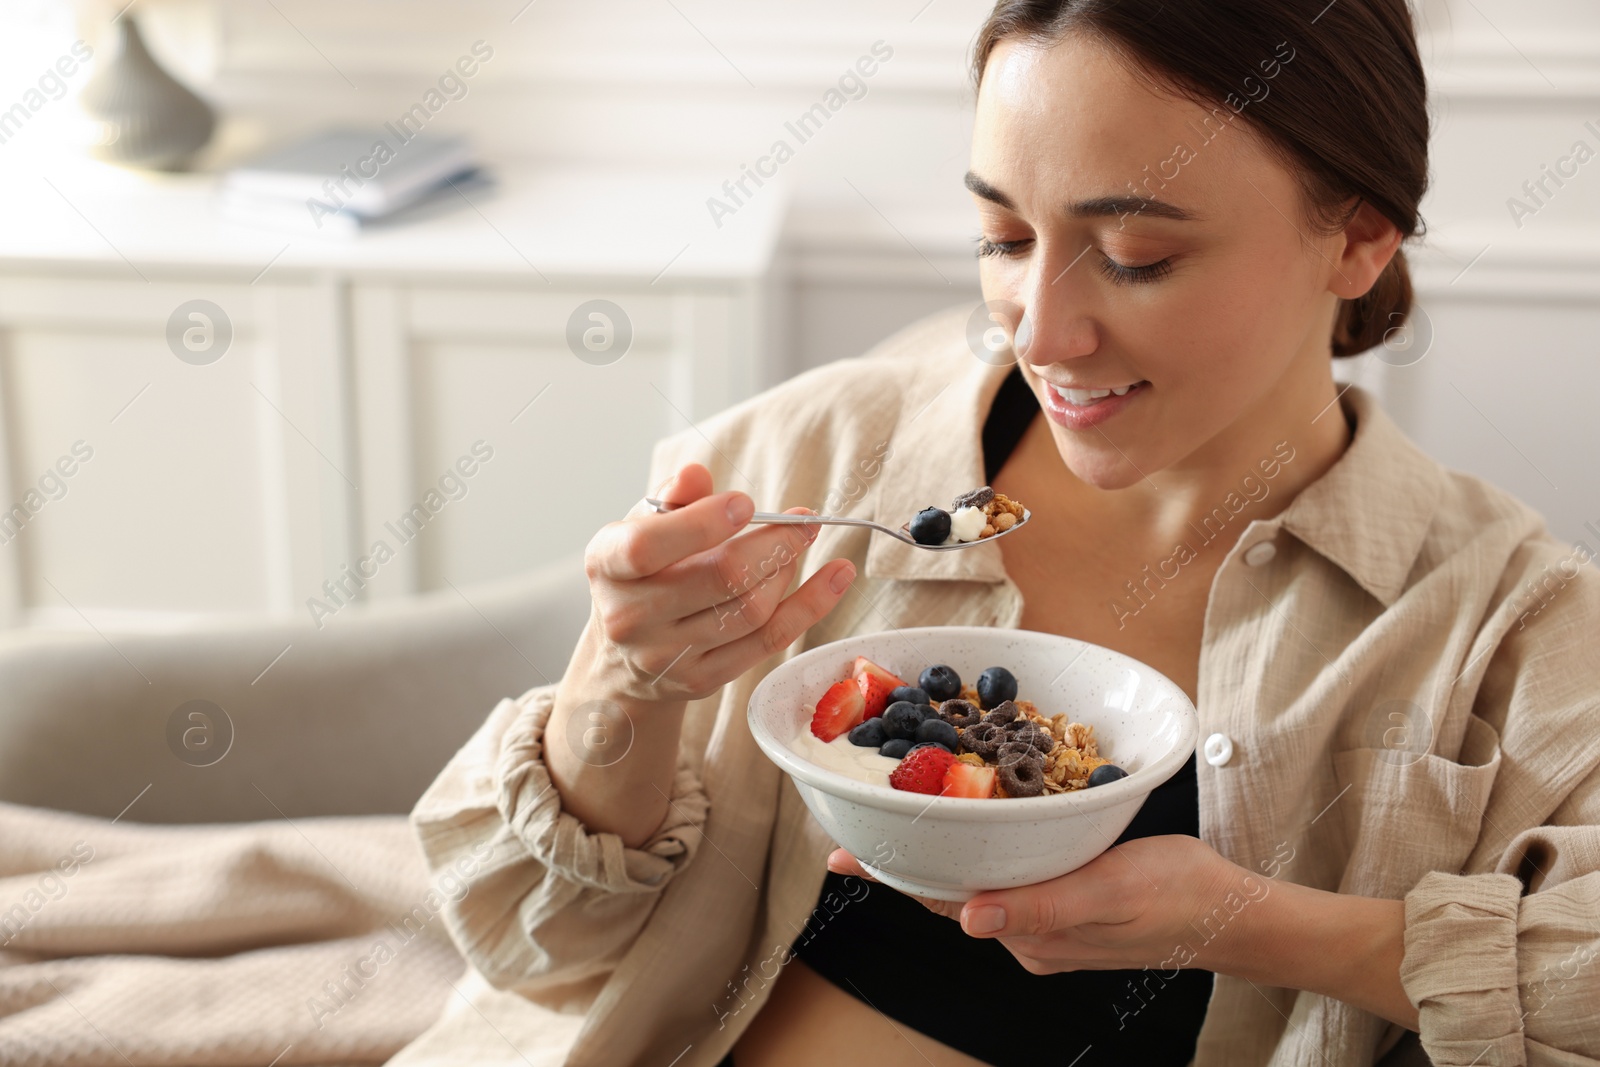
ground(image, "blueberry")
xmin=918 ymin=664 xmax=961 ymax=702
xmin=889 ymin=686 xmax=930 ymax=706
xmin=909 ymin=506 xmax=951 ymax=546
xmin=882 ymin=701 xmax=924 ymax=740
xmin=908 ymin=740 xmax=953 ymax=754
xmin=915 ymin=718 xmax=960 ymax=751
xmin=1087 ymin=764 xmax=1129 ymax=787
xmin=848 ymin=718 xmax=887 ymax=748
xmin=976 ymin=666 xmax=1018 ymax=710
xmin=879 ymin=738 xmax=913 ymax=759
xmin=913 ymin=703 xmax=937 ymax=723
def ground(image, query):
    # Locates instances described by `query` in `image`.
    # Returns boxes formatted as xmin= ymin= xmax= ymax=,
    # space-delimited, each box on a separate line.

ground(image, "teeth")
xmin=1052 ymin=383 xmax=1139 ymax=406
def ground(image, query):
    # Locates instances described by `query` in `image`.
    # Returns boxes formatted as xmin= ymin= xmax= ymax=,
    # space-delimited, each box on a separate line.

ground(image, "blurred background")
xmin=0 ymin=0 xmax=1596 ymax=633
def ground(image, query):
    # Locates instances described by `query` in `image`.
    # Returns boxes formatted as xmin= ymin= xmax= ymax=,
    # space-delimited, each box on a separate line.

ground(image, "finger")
xmin=626 ymin=506 xmax=818 ymax=623
xmin=827 ymin=849 xmax=872 ymax=878
xmin=961 ymin=867 xmax=1108 ymax=939
xmin=616 ymin=555 xmax=848 ymax=701
xmin=621 ymin=461 xmax=713 ymax=521
xmin=694 ymin=558 xmax=855 ymax=678
xmin=663 ymin=462 xmax=712 ymax=504
xmin=594 ymin=490 xmax=756 ymax=584
xmin=667 ymin=509 xmax=822 ymax=641
xmin=829 ymin=850 xmax=968 ymax=921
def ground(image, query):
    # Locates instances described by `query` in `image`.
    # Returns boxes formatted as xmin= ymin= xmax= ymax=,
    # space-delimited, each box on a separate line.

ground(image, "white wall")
xmin=1348 ymin=0 xmax=1600 ymax=546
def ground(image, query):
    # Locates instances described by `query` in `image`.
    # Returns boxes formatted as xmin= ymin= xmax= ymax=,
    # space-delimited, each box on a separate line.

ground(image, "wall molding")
xmin=1410 ymin=231 xmax=1600 ymax=300
xmin=1425 ymin=31 xmax=1600 ymax=102
xmin=186 ymin=4 xmax=980 ymax=95
xmin=128 ymin=5 xmax=1600 ymax=106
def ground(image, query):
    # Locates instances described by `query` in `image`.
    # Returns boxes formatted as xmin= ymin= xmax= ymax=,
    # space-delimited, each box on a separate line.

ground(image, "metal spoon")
xmin=643 ymin=498 xmax=1031 ymax=551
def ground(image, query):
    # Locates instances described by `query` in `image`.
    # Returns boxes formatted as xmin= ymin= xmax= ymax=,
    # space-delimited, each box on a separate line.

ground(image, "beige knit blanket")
xmin=0 ymin=802 xmax=464 ymax=1066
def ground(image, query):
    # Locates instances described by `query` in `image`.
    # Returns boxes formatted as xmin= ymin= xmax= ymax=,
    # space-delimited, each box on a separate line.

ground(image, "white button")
xmin=1203 ymin=732 xmax=1234 ymax=767
xmin=1243 ymin=541 xmax=1277 ymax=566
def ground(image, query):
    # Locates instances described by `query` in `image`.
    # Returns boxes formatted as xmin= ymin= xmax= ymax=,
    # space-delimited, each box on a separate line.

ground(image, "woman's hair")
xmin=972 ymin=0 xmax=1428 ymax=357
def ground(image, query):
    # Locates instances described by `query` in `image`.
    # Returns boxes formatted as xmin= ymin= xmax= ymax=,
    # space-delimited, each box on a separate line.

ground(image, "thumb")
xmin=962 ymin=873 xmax=1094 ymax=938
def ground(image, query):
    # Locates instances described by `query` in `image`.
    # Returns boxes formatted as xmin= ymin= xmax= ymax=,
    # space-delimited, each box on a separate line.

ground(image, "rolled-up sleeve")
xmin=1400 ymin=770 xmax=1600 ymax=1065
xmin=1400 ymin=871 xmax=1527 ymax=1063
xmin=405 ymin=421 xmax=740 ymax=999
xmin=410 ymin=683 xmax=710 ymax=996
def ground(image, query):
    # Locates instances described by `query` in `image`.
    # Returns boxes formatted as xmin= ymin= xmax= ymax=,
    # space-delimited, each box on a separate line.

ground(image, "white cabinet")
xmin=0 ymin=274 xmax=346 ymax=623
xmin=347 ymin=281 xmax=765 ymax=602
xmin=0 ymin=164 xmax=781 ymax=627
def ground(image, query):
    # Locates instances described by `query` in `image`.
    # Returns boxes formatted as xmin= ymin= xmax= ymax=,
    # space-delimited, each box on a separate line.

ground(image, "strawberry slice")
xmin=889 ymin=744 xmax=957 ymax=795
xmin=810 ymin=679 xmax=866 ymax=742
xmin=851 ymin=656 xmax=907 ymax=719
xmin=942 ymin=761 xmax=996 ymax=799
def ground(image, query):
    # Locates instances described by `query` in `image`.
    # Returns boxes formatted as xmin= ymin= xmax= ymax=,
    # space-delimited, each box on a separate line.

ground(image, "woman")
xmin=408 ymin=0 xmax=1600 ymax=1064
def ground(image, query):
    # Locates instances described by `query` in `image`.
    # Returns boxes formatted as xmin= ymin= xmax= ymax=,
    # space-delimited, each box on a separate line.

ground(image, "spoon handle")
xmin=751 ymin=513 xmax=889 ymax=531
xmin=644 ymin=498 xmax=882 ymax=531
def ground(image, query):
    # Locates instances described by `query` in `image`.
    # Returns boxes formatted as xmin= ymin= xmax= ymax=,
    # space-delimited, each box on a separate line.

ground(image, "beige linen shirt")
xmin=407 ymin=306 xmax=1600 ymax=1067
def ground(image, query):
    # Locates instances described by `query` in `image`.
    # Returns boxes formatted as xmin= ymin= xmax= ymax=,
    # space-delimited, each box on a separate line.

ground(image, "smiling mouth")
xmin=1046 ymin=381 xmax=1149 ymax=407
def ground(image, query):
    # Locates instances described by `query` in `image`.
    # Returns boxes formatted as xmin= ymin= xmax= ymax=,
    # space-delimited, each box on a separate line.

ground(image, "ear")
xmin=1329 ymin=199 xmax=1403 ymax=299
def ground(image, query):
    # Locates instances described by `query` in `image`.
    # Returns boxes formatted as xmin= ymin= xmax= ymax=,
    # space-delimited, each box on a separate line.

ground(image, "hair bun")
xmin=1331 ymin=250 xmax=1413 ymax=358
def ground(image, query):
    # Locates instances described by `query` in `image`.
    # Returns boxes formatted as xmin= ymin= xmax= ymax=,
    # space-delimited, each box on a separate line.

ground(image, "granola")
xmin=953 ymin=684 xmax=1114 ymax=797
xmin=907 ymin=486 xmax=1026 ymax=546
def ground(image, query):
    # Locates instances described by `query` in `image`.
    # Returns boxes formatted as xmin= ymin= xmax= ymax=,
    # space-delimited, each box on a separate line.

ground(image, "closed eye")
xmin=1097 ymin=255 xmax=1173 ymax=285
xmin=978 ymin=237 xmax=1173 ymax=286
xmin=975 ymin=236 xmax=1032 ymax=259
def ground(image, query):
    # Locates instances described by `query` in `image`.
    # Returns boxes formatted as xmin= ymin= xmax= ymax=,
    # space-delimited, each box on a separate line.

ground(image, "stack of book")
xmin=219 ymin=129 xmax=481 ymax=237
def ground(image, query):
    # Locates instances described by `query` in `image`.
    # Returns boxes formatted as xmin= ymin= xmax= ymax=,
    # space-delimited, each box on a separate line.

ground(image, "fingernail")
xmin=964 ymin=905 xmax=1005 ymax=934
xmin=727 ymin=495 xmax=754 ymax=526
xmin=829 ymin=562 xmax=855 ymax=594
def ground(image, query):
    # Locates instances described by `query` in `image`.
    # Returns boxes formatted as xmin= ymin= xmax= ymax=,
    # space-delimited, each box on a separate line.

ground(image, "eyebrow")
xmin=963 ymin=170 xmax=1199 ymax=222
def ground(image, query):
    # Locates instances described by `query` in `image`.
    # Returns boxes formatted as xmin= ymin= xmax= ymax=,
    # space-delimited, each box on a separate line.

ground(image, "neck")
xmin=1164 ymin=352 xmax=1354 ymax=522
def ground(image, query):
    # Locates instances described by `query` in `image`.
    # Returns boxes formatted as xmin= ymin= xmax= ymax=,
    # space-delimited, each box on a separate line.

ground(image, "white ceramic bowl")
xmin=748 ymin=626 xmax=1198 ymax=901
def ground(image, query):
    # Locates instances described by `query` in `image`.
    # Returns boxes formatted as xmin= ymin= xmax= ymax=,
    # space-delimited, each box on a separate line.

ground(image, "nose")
xmin=1012 ymin=249 xmax=1098 ymax=366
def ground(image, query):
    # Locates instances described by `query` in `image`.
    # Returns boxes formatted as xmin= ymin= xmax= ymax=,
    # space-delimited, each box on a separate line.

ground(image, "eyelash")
xmin=974 ymin=237 xmax=1029 ymax=259
xmin=1097 ymin=257 xmax=1174 ymax=286
xmin=973 ymin=237 xmax=1173 ymax=285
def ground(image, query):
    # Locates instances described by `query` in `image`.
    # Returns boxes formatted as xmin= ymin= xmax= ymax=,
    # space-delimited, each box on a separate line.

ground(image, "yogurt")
xmin=946 ymin=505 xmax=988 ymax=542
xmin=792 ymin=720 xmax=901 ymax=788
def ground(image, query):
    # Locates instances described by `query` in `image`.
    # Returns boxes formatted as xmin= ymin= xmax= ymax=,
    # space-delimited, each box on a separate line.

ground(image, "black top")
xmin=782 ymin=367 xmax=1213 ymax=1066
xmin=981 ymin=363 xmax=1040 ymax=484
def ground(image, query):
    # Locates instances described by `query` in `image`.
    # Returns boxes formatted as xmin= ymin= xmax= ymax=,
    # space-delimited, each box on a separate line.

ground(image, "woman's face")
xmin=970 ymin=32 xmax=1351 ymax=489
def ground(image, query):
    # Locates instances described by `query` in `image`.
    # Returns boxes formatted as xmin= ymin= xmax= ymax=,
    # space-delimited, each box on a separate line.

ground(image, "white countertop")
xmin=0 ymin=153 xmax=786 ymax=283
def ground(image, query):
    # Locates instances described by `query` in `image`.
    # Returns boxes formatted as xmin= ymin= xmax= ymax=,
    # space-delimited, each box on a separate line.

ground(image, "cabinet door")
xmin=350 ymin=283 xmax=751 ymax=601
xmin=0 ymin=274 xmax=352 ymax=625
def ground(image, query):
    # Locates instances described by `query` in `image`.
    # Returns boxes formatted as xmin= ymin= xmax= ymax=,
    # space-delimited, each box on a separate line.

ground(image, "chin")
xmin=1056 ymin=443 xmax=1151 ymax=491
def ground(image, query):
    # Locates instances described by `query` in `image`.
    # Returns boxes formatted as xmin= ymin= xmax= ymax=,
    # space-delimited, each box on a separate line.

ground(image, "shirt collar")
xmin=1274 ymin=385 xmax=1441 ymax=608
xmin=866 ymin=347 xmax=1015 ymax=585
xmin=866 ymin=344 xmax=1441 ymax=609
